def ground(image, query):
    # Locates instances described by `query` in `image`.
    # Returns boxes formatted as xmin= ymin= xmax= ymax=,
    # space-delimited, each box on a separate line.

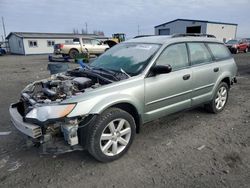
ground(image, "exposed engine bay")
xmin=22 ymin=68 xmax=116 ymax=104
xmin=14 ymin=67 xmax=128 ymax=154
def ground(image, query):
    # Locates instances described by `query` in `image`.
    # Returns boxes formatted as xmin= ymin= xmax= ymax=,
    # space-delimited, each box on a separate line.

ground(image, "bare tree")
xmin=73 ymin=28 xmax=79 ymax=34
xmin=81 ymin=29 xmax=87 ymax=34
xmin=93 ymin=30 xmax=105 ymax=36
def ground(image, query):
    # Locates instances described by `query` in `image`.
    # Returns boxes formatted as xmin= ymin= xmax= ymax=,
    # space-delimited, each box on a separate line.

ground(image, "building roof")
xmin=154 ymin=19 xmax=238 ymax=28
xmin=6 ymin=32 xmax=109 ymax=40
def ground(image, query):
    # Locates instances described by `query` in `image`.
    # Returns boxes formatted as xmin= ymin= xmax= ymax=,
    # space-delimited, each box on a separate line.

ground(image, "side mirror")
xmin=151 ymin=65 xmax=172 ymax=75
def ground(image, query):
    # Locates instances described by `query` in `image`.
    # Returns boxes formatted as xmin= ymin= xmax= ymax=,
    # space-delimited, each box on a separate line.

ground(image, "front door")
xmin=91 ymin=39 xmax=104 ymax=54
xmin=144 ymin=43 xmax=192 ymax=122
xmin=82 ymin=38 xmax=94 ymax=54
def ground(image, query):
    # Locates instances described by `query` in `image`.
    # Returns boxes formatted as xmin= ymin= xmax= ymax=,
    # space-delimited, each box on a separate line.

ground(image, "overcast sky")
xmin=0 ymin=0 xmax=249 ymax=39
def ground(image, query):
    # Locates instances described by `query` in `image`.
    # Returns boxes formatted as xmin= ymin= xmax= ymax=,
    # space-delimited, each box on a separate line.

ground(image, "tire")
xmin=69 ymin=49 xmax=79 ymax=59
xmin=87 ymin=108 xmax=136 ymax=162
xmin=205 ymin=82 xmax=229 ymax=113
xmin=244 ymin=48 xmax=248 ymax=53
xmin=235 ymin=49 xmax=239 ymax=54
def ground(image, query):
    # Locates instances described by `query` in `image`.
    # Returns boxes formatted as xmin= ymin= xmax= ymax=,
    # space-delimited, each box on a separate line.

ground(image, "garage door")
xmin=159 ymin=29 xmax=170 ymax=35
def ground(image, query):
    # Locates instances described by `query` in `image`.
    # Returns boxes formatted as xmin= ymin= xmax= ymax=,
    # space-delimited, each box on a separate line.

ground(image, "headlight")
xmin=26 ymin=104 xmax=76 ymax=122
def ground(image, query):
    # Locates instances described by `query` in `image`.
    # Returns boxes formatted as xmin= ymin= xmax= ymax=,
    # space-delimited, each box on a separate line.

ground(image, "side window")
xmin=82 ymin=39 xmax=91 ymax=44
xmin=91 ymin=40 xmax=100 ymax=45
xmin=207 ymin=43 xmax=231 ymax=60
xmin=47 ymin=40 xmax=55 ymax=47
xmin=65 ymin=40 xmax=73 ymax=43
xmin=18 ymin=40 xmax=22 ymax=48
xmin=156 ymin=43 xmax=189 ymax=71
xmin=28 ymin=40 xmax=38 ymax=48
xmin=188 ymin=43 xmax=212 ymax=65
xmin=73 ymin=38 xmax=80 ymax=43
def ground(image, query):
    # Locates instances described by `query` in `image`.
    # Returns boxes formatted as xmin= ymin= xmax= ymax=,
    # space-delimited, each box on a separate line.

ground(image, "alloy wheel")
xmin=100 ymin=118 xmax=131 ymax=156
xmin=215 ymin=86 xmax=227 ymax=110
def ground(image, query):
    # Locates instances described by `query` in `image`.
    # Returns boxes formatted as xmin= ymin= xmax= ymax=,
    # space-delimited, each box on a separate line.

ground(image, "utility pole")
xmin=85 ymin=22 xmax=88 ymax=34
xmin=137 ymin=24 xmax=140 ymax=36
xmin=2 ymin=17 xmax=6 ymax=40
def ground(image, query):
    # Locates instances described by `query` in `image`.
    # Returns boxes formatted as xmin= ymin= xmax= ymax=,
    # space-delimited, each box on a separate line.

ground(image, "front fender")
xmin=67 ymin=93 xmax=143 ymax=118
xmin=90 ymin=94 xmax=143 ymax=115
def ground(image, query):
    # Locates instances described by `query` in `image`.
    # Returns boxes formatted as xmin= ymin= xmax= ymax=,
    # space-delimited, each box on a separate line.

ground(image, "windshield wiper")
xmin=91 ymin=67 xmax=119 ymax=81
xmin=92 ymin=67 xmax=116 ymax=74
xmin=120 ymin=68 xmax=131 ymax=78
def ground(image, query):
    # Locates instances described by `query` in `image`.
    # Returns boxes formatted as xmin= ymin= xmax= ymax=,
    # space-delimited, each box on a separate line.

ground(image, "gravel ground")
xmin=0 ymin=53 xmax=249 ymax=188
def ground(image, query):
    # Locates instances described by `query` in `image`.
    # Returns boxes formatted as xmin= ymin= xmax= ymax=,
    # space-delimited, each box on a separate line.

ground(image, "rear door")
xmin=188 ymin=42 xmax=219 ymax=106
xmin=144 ymin=43 xmax=192 ymax=122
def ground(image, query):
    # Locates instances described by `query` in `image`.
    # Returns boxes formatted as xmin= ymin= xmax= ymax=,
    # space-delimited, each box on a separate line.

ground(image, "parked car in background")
xmin=0 ymin=47 xmax=6 ymax=56
xmin=225 ymin=39 xmax=249 ymax=54
xmin=54 ymin=37 xmax=110 ymax=58
xmin=10 ymin=35 xmax=237 ymax=162
xmin=244 ymin=38 xmax=250 ymax=51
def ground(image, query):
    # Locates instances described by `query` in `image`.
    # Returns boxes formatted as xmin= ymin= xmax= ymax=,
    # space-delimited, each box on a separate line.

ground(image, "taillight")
xmin=59 ymin=44 xmax=64 ymax=49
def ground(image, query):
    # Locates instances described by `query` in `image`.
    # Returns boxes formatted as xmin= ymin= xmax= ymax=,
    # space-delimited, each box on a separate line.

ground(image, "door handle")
xmin=214 ymin=67 xmax=219 ymax=72
xmin=183 ymin=74 xmax=191 ymax=80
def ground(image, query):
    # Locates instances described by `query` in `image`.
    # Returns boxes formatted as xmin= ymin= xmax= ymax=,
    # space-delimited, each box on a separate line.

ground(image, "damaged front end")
xmin=9 ymin=68 xmax=115 ymax=155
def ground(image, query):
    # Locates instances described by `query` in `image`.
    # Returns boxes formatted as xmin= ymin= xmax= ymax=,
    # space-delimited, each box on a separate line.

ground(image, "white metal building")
xmin=154 ymin=19 xmax=237 ymax=42
xmin=6 ymin=32 xmax=108 ymax=55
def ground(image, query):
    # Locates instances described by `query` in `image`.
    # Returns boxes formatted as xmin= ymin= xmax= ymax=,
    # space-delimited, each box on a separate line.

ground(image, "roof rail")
xmin=172 ymin=33 xmax=216 ymax=38
xmin=133 ymin=35 xmax=154 ymax=39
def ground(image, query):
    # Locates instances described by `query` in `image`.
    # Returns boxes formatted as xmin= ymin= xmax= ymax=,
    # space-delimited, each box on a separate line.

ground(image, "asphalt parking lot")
xmin=0 ymin=53 xmax=250 ymax=188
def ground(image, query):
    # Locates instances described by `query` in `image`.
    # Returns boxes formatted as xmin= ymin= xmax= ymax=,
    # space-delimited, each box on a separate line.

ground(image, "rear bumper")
xmin=9 ymin=104 xmax=42 ymax=138
xmin=227 ymin=47 xmax=236 ymax=53
xmin=231 ymin=77 xmax=237 ymax=84
xmin=54 ymin=49 xmax=64 ymax=55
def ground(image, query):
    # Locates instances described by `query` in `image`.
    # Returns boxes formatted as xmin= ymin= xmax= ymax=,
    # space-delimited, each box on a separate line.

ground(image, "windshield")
xmin=226 ymin=40 xmax=238 ymax=44
xmin=90 ymin=43 xmax=160 ymax=76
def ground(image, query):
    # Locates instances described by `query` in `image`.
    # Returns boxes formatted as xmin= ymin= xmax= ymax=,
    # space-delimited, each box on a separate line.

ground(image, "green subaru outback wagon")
xmin=10 ymin=34 xmax=237 ymax=162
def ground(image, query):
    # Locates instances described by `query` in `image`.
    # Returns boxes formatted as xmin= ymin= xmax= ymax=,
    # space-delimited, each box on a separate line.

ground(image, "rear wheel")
xmin=205 ymin=82 xmax=229 ymax=113
xmin=245 ymin=48 xmax=248 ymax=53
xmin=69 ymin=49 xmax=79 ymax=59
xmin=87 ymin=108 xmax=136 ymax=162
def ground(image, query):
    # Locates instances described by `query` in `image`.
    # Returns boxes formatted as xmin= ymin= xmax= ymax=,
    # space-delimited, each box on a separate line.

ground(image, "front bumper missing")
xmin=40 ymin=138 xmax=84 ymax=155
xmin=9 ymin=103 xmax=85 ymax=155
xmin=9 ymin=104 xmax=42 ymax=138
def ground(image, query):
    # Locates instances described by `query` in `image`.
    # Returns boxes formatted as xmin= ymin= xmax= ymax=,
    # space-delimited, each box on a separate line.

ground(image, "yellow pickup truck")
xmin=54 ymin=37 xmax=110 ymax=58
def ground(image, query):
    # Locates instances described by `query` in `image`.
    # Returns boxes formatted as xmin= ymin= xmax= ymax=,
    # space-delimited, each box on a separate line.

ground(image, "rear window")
xmin=207 ymin=43 xmax=231 ymax=60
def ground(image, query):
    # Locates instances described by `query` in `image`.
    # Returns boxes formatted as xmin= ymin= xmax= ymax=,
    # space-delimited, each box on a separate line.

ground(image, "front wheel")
xmin=205 ymin=82 xmax=229 ymax=113
xmin=87 ymin=108 xmax=136 ymax=162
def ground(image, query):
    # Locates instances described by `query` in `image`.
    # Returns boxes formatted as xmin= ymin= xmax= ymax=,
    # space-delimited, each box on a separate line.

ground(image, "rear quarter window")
xmin=207 ymin=43 xmax=231 ymax=60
